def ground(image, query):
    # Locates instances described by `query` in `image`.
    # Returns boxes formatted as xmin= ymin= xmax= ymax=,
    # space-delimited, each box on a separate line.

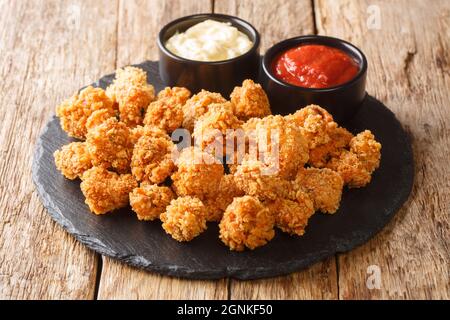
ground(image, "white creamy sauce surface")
xmin=165 ymin=19 xmax=253 ymax=62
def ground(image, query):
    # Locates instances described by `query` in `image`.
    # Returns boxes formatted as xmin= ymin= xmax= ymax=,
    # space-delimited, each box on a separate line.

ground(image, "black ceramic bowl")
xmin=261 ymin=35 xmax=368 ymax=124
xmin=158 ymin=14 xmax=260 ymax=97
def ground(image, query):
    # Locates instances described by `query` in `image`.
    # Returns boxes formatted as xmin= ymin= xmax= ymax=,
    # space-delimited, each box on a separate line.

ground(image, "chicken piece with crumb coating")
xmin=349 ymin=130 xmax=381 ymax=173
xmin=56 ymin=86 xmax=116 ymax=139
xmin=86 ymin=117 xmax=134 ymax=173
xmin=219 ymin=196 xmax=275 ymax=251
xmin=54 ymin=142 xmax=93 ymax=180
xmin=182 ymin=90 xmax=227 ymax=131
xmin=230 ymin=79 xmax=271 ymax=121
xmin=326 ymin=150 xmax=372 ymax=188
xmin=80 ymin=167 xmax=137 ymax=215
xmin=129 ymin=183 xmax=174 ymax=221
xmin=161 ymin=196 xmax=207 ymax=241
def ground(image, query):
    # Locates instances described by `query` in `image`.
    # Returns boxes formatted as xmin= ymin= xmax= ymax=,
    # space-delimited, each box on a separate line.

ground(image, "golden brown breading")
xmin=131 ymin=129 xmax=175 ymax=184
xmin=230 ymin=79 xmax=271 ymax=121
xmin=106 ymin=66 xmax=155 ymax=127
xmin=143 ymin=87 xmax=191 ymax=133
xmin=267 ymin=196 xmax=314 ymax=236
xmin=242 ymin=115 xmax=309 ymax=179
xmin=54 ymin=142 xmax=93 ymax=180
xmin=233 ymin=158 xmax=291 ymax=201
xmin=161 ymin=196 xmax=207 ymax=241
xmin=172 ymin=147 xmax=224 ymax=199
xmin=308 ymin=126 xmax=353 ymax=168
xmin=326 ymin=150 xmax=372 ymax=188
xmin=294 ymin=167 xmax=344 ymax=214
xmin=349 ymin=130 xmax=381 ymax=173
xmin=219 ymin=196 xmax=275 ymax=251
xmin=286 ymin=105 xmax=336 ymax=149
xmin=129 ymin=183 xmax=175 ymax=221
xmin=182 ymin=90 xmax=227 ymax=131
xmin=86 ymin=109 xmax=117 ymax=131
xmin=80 ymin=166 xmax=137 ymax=214
xmin=56 ymin=86 xmax=116 ymax=139
xmin=86 ymin=117 xmax=133 ymax=173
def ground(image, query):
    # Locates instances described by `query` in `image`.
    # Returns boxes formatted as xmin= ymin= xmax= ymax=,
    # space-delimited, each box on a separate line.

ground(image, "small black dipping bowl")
xmin=261 ymin=35 xmax=368 ymax=123
xmin=158 ymin=14 xmax=260 ymax=97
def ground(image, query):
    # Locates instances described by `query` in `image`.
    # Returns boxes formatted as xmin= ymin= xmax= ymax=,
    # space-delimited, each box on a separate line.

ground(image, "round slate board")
xmin=32 ymin=60 xmax=414 ymax=280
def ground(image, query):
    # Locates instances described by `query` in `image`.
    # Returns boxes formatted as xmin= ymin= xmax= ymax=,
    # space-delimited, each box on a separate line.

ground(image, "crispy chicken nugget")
xmin=54 ymin=142 xmax=92 ymax=180
xmin=219 ymin=196 xmax=275 ymax=251
xmin=143 ymin=87 xmax=191 ymax=133
xmin=242 ymin=115 xmax=309 ymax=179
xmin=294 ymin=167 xmax=344 ymax=214
xmin=172 ymin=147 xmax=224 ymax=199
xmin=161 ymin=196 xmax=207 ymax=242
xmin=56 ymin=86 xmax=116 ymax=139
xmin=230 ymin=79 xmax=271 ymax=121
xmin=86 ymin=117 xmax=133 ymax=173
xmin=131 ymin=128 xmax=175 ymax=184
xmin=80 ymin=167 xmax=137 ymax=215
xmin=349 ymin=130 xmax=381 ymax=173
xmin=86 ymin=109 xmax=117 ymax=131
xmin=129 ymin=183 xmax=175 ymax=221
xmin=106 ymin=66 xmax=155 ymax=127
xmin=326 ymin=150 xmax=372 ymax=188
xmin=182 ymin=90 xmax=227 ymax=131
xmin=267 ymin=195 xmax=314 ymax=236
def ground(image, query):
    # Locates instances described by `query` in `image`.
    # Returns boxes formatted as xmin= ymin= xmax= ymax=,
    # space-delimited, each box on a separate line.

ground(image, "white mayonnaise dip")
xmin=165 ymin=19 xmax=253 ymax=62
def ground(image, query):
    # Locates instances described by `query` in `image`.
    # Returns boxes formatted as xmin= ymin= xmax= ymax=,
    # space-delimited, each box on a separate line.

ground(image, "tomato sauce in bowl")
xmin=272 ymin=44 xmax=360 ymax=89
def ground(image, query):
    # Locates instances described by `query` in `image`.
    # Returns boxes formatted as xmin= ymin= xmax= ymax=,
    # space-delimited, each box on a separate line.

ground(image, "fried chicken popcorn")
xmin=349 ymin=130 xmax=381 ymax=173
xmin=56 ymin=86 xmax=116 ymax=139
xmin=161 ymin=196 xmax=207 ymax=242
xmin=294 ymin=167 xmax=344 ymax=214
xmin=219 ymin=196 xmax=275 ymax=251
xmin=143 ymin=87 xmax=191 ymax=133
xmin=86 ymin=117 xmax=133 ymax=173
xmin=80 ymin=166 xmax=137 ymax=215
xmin=172 ymin=147 xmax=224 ymax=199
xmin=129 ymin=183 xmax=175 ymax=221
xmin=54 ymin=142 xmax=92 ymax=179
xmin=106 ymin=66 xmax=155 ymax=127
xmin=182 ymin=90 xmax=227 ymax=131
xmin=230 ymin=79 xmax=271 ymax=121
xmin=131 ymin=128 xmax=175 ymax=184
xmin=268 ymin=196 xmax=314 ymax=236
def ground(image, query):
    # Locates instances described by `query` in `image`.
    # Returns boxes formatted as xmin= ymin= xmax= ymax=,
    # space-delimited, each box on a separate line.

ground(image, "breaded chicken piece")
xmin=56 ymin=86 xmax=116 ymax=139
xmin=286 ymin=105 xmax=337 ymax=149
xmin=233 ymin=158 xmax=291 ymax=201
xmin=86 ymin=117 xmax=133 ymax=173
xmin=80 ymin=167 xmax=137 ymax=214
xmin=326 ymin=150 xmax=372 ymax=188
xmin=308 ymin=126 xmax=353 ymax=168
xmin=192 ymin=102 xmax=243 ymax=155
xmin=143 ymin=87 xmax=191 ymax=133
xmin=172 ymin=147 xmax=224 ymax=199
xmin=182 ymin=90 xmax=227 ymax=131
xmin=349 ymin=130 xmax=381 ymax=173
xmin=203 ymin=174 xmax=245 ymax=222
xmin=294 ymin=167 xmax=344 ymax=214
xmin=267 ymin=195 xmax=314 ymax=236
xmin=129 ymin=183 xmax=175 ymax=221
xmin=54 ymin=142 xmax=92 ymax=179
xmin=219 ymin=196 xmax=275 ymax=251
xmin=106 ymin=66 xmax=155 ymax=127
xmin=242 ymin=115 xmax=309 ymax=179
xmin=86 ymin=109 xmax=117 ymax=131
xmin=161 ymin=196 xmax=207 ymax=242
xmin=131 ymin=128 xmax=175 ymax=184
xmin=230 ymin=79 xmax=271 ymax=121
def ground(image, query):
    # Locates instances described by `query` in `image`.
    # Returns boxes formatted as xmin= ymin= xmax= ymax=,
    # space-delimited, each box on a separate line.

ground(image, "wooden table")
xmin=0 ymin=0 xmax=448 ymax=300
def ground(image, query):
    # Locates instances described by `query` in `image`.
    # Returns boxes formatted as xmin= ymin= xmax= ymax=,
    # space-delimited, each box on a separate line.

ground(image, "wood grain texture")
xmin=0 ymin=0 xmax=118 ymax=299
xmin=315 ymin=0 xmax=450 ymax=299
xmin=215 ymin=0 xmax=338 ymax=300
xmin=95 ymin=0 xmax=231 ymax=300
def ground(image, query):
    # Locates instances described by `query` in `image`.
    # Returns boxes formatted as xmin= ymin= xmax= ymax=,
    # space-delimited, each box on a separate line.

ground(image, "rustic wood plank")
xmin=315 ymin=0 xmax=450 ymax=299
xmin=0 ymin=0 xmax=118 ymax=299
xmin=96 ymin=0 xmax=231 ymax=300
xmin=215 ymin=0 xmax=339 ymax=300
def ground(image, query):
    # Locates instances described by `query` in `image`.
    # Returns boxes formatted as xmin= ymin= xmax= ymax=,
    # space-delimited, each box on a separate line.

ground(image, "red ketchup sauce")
xmin=272 ymin=44 xmax=359 ymax=89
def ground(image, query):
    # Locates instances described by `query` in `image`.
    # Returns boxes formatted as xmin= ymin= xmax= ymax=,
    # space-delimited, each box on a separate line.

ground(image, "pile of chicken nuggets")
xmin=54 ymin=66 xmax=381 ymax=251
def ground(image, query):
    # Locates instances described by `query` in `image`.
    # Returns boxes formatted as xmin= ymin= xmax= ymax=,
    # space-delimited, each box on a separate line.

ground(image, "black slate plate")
xmin=32 ymin=60 xmax=414 ymax=280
